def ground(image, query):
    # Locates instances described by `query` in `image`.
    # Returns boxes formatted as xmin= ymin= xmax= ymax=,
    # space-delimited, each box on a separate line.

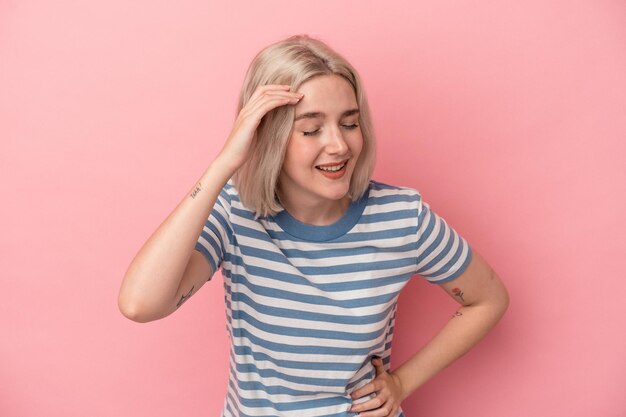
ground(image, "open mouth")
xmin=315 ymin=160 xmax=348 ymax=172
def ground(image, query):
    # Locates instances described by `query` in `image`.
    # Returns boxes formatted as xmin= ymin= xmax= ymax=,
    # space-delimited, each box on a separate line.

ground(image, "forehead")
xmin=295 ymin=75 xmax=357 ymax=114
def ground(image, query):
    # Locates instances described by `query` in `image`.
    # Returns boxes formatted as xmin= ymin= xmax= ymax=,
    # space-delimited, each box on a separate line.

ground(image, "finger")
xmin=231 ymin=95 xmax=297 ymax=138
xmin=372 ymin=357 xmax=385 ymax=376
xmin=255 ymin=91 xmax=303 ymax=109
xmin=355 ymin=402 xmax=396 ymax=417
xmin=247 ymin=89 xmax=302 ymax=108
xmin=353 ymin=400 xmax=398 ymax=417
xmin=350 ymin=379 xmax=380 ymax=401
xmin=243 ymin=91 xmax=302 ymax=118
xmin=357 ymin=404 xmax=394 ymax=417
xmin=250 ymin=86 xmax=298 ymax=99
xmin=245 ymin=94 xmax=301 ymax=121
xmin=248 ymin=84 xmax=292 ymax=102
xmin=350 ymin=393 xmax=386 ymax=414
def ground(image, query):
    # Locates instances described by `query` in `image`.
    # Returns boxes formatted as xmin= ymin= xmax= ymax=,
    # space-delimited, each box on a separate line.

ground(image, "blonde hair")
xmin=234 ymin=35 xmax=376 ymax=217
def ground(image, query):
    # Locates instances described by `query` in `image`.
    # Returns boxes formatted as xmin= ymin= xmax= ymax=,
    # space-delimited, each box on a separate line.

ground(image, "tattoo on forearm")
xmin=190 ymin=182 xmax=202 ymax=199
xmin=176 ymin=286 xmax=195 ymax=308
xmin=452 ymin=287 xmax=465 ymax=303
xmin=451 ymin=311 xmax=463 ymax=318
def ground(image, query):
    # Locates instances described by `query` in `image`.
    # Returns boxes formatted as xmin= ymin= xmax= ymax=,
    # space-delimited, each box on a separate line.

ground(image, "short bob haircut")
xmin=234 ymin=35 xmax=376 ymax=217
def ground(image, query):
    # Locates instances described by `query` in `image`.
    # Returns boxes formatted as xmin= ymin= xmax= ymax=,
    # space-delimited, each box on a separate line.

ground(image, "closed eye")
xmin=302 ymin=128 xmax=320 ymax=136
xmin=302 ymin=124 xmax=359 ymax=136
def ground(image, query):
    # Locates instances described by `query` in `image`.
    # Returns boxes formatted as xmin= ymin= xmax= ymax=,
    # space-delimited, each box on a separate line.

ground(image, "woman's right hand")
xmin=119 ymin=85 xmax=302 ymax=323
xmin=217 ymin=84 xmax=303 ymax=172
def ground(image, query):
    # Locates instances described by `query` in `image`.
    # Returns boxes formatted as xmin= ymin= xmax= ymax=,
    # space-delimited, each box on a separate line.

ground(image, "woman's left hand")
xmin=349 ymin=357 xmax=405 ymax=416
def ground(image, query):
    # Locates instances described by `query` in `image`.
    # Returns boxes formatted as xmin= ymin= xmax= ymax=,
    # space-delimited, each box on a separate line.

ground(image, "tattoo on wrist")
xmin=452 ymin=287 xmax=465 ymax=303
xmin=451 ymin=311 xmax=463 ymax=318
xmin=176 ymin=286 xmax=195 ymax=308
xmin=190 ymin=182 xmax=202 ymax=199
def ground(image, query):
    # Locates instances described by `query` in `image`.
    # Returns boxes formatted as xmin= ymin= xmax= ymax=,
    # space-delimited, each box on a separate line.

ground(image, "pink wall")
xmin=2 ymin=1 xmax=625 ymax=416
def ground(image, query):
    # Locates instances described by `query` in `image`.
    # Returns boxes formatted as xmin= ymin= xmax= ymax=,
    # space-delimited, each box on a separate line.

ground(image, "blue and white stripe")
xmin=195 ymin=180 xmax=472 ymax=417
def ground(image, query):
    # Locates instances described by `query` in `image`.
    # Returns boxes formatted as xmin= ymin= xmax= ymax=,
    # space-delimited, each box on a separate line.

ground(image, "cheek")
xmin=351 ymin=134 xmax=364 ymax=156
xmin=287 ymin=140 xmax=317 ymax=161
xmin=283 ymin=137 xmax=299 ymax=162
xmin=283 ymin=139 xmax=316 ymax=169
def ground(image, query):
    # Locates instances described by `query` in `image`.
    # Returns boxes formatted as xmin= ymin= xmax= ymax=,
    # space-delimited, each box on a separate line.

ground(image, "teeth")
xmin=317 ymin=162 xmax=346 ymax=172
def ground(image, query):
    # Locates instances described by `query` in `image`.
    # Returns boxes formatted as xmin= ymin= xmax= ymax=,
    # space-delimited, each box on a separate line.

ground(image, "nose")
xmin=324 ymin=125 xmax=349 ymax=155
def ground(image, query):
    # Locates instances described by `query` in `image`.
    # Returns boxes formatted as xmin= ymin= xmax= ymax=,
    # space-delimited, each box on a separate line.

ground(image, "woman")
xmin=119 ymin=35 xmax=509 ymax=417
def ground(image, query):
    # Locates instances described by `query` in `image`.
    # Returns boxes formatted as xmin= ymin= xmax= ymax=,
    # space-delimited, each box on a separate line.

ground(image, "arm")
xmin=117 ymin=161 xmax=231 ymax=323
xmin=118 ymin=85 xmax=304 ymax=323
xmin=350 ymin=249 xmax=509 ymax=416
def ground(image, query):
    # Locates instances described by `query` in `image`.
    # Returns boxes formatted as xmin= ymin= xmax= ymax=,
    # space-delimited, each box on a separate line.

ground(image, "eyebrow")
xmin=294 ymin=108 xmax=360 ymax=121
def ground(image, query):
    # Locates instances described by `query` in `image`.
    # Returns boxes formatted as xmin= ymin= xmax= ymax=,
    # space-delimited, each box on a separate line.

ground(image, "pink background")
xmin=2 ymin=1 xmax=625 ymax=416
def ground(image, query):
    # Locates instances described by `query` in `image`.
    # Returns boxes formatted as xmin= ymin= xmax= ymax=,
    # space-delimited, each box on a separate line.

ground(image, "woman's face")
xmin=278 ymin=74 xmax=363 ymax=211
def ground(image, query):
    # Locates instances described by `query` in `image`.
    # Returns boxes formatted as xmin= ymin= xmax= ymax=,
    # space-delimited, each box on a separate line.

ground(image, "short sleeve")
xmin=194 ymin=187 xmax=233 ymax=274
xmin=415 ymin=198 xmax=473 ymax=284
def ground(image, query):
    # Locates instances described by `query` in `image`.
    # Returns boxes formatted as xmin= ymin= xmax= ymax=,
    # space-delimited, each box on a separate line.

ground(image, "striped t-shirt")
xmin=194 ymin=180 xmax=472 ymax=417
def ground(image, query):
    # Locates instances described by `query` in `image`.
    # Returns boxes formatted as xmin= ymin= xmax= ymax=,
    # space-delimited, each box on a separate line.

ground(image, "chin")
xmin=320 ymin=183 xmax=351 ymax=201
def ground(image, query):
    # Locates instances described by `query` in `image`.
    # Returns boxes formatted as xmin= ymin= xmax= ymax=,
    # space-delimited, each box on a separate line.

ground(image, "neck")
xmin=278 ymin=193 xmax=351 ymax=226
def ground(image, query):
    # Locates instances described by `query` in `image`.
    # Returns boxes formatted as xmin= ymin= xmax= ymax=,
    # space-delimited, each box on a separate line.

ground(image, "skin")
xmin=119 ymin=76 xmax=509 ymax=417
xmin=118 ymin=84 xmax=303 ymax=322
xmin=348 ymin=251 xmax=509 ymax=416
xmin=278 ymin=74 xmax=363 ymax=225
xmin=273 ymin=76 xmax=508 ymax=416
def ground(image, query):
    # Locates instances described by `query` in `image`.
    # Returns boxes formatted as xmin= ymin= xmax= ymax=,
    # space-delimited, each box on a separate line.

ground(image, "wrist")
xmin=211 ymin=152 xmax=242 ymax=179
xmin=390 ymin=371 xmax=409 ymax=403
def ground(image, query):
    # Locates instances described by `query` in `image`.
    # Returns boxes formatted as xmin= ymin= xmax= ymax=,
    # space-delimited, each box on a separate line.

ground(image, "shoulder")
xmin=221 ymin=180 xmax=262 ymax=222
xmin=219 ymin=179 xmax=241 ymax=206
xmin=224 ymin=179 xmax=238 ymax=197
xmin=367 ymin=180 xmax=424 ymax=210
